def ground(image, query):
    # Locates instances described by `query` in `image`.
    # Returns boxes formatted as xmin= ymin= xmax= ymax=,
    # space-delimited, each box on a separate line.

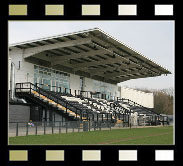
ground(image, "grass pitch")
xmin=9 ymin=126 xmax=173 ymax=145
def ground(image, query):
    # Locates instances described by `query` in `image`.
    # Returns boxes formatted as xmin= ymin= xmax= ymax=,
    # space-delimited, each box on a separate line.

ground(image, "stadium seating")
xmin=15 ymin=82 xmax=165 ymax=125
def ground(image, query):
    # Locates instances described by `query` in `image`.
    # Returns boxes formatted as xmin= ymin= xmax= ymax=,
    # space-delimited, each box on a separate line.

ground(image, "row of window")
xmin=34 ymin=65 xmax=70 ymax=91
xmin=33 ymin=65 xmax=118 ymax=98
xmin=93 ymin=80 xmax=117 ymax=97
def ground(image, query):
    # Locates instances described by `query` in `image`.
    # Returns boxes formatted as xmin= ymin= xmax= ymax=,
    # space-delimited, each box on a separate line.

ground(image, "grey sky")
xmin=9 ymin=21 xmax=174 ymax=89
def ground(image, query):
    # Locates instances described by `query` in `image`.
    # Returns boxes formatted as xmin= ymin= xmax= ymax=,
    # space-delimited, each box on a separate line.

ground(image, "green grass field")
xmin=9 ymin=126 xmax=173 ymax=145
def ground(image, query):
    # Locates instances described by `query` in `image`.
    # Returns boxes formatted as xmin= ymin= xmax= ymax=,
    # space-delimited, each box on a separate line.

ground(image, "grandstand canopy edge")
xmin=10 ymin=28 xmax=171 ymax=84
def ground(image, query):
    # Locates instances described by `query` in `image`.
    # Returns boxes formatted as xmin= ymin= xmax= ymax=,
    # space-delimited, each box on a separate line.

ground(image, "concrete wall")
xmin=121 ymin=87 xmax=154 ymax=108
xmin=9 ymin=104 xmax=30 ymax=122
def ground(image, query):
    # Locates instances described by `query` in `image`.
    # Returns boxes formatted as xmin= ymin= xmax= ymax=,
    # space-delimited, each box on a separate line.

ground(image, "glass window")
xmin=34 ymin=73 xmax=39 ymax=78
xmin=34 ymin=65 xmax=39 ymax=69
xmin=39 ymin=66 xmax=44 ymax=71
xmin=39 ymin=71 xmax=43 ymax=74
xmin=34 ymin=65 xmax=70 ymax=91
xmin=34 ymin=69 xmax=38 ymax=73
xmin=34 ymin=78 xmax=37 ymax=84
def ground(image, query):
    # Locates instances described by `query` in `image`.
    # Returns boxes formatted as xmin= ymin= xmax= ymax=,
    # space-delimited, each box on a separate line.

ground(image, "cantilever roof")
xmin=10 ymin=28 xmax=171 ymax=84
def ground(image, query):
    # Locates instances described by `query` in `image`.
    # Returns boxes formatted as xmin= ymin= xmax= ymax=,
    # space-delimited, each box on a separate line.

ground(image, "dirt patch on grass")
xmin=97 ymin=132 xmax=172 ymax=144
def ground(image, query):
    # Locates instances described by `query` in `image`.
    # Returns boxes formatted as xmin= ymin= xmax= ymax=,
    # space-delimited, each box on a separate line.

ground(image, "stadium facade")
xmin=8 ymin=28 xmax=171 ymax=127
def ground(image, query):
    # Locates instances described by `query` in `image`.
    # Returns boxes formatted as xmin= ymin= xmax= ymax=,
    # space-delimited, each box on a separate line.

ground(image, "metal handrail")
xmin=117 ymin=97 xmax=160 ymax=115
xmin=15 ymin=82 xmax=85 ymax=115
xmin=35 ymin=83 xmax=71 ymax=94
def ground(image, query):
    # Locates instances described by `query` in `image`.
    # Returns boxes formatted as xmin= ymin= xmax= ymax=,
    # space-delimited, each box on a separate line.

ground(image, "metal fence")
xmin=9 ymin=120 xmax=132 ymax=137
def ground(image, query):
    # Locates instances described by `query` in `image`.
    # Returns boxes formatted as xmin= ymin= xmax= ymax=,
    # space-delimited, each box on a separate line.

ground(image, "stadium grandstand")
xmin=8 ymin=28 xmax=171 ymax=131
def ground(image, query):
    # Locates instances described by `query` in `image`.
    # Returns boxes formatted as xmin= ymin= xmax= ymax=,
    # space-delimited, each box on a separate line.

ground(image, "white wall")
xmin=121 ymin=86 xmax=154 ymax=108
xmin=8 ymin=58 xmax=11 ymax=90
xmin=84 ymin=77 xmax=94 ymax=92
xmin=9 ymin=48 xmax=34 ymax=84
xmin=112 ymin=85 xmax=121 ymax=98
xmin=70 ymin=74 xmax=80 ymax=95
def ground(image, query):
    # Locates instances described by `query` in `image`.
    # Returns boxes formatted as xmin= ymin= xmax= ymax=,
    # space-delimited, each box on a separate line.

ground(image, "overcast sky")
xmin=9 ymin=21 xmax=174 ymax=90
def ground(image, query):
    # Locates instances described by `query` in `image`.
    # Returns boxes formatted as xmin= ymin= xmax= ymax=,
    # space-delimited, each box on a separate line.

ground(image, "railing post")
xmin=35 ymin=122 xmax=38 ymax=135
xmin=57 ymin=96 xmax=58 ymax=107
xmin=16 ymin=122 xmax=18 ymax=136
xmin=39 ymin=86 xmax=40 ymax=98
xmin=66 ymin=121 xmax=68 ymax=133
xmin=52 ymin=122 xmax=54 ymax=134
xmin=44 ymin=121 xmax=46 ymax=135
xmin=70 ymin=89 xmax=71 ymax=94
xmin=20 ymin=83 xmax=22 ymax=91
xmin=89 ymin=120 xmax=90 ymax=131
xmin=80 ymin=111 xmax=82 ymax=121
xmin=66 ymin=103 xmax=67 ymax=114
xmin=94 ymin=121 xmax=96 ymax=131
xmin=26 ymin=122 xmax=28 ymax=136
xmin=72 ymin=122 xmax=74 ymax=133
xmin=59 ymin=121 xmax=61 ymax=134
xmin=155 ymin=115 xmax=157 ymax=126
xmin=78 ymin=122 xmax=80 ymax=132
xmin=75 ymin=90 xmax=76 ymax=96
xmin=30 ymin=83 xmax=31 ymax=94
xmin=76 ymin=110 xmax=78 ymax=119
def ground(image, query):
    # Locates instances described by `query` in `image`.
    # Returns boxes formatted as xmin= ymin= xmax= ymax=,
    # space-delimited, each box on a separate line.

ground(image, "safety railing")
xmin=35 ymin=83 xmax=71 ymax=94
xmin=9 ymin=120 xmax=131 ymax=137
xmin=15 ymin=82 xmax=86 ymax=119
xmin=117 ymin=97 xmax=160 ymax=115
xmin=15 ymin=82 xmax=120 ymax=121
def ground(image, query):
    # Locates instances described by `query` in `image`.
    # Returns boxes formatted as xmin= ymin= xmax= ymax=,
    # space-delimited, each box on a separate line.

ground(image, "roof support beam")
xmin=51 ymin=49 xmax=108 ymax=66
xmin=90 ymin=41 xmax=160 ymax=76
xmin=87 ymin=64 xmax=138 ymax=75
xmin=88 ymin=33 xmax=131 ymax=56
xmin=116 ymin=74 xmax=161 ymax=83
xmin=99 ymin=69 xmax=148 ymax=78
xmin=23 ymin=38 xmax=92 ymax=58
xmin=63 ymin=57 xmax=123 ymax=71
xmin=89 ymin=33 xmax=162 ymax=75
